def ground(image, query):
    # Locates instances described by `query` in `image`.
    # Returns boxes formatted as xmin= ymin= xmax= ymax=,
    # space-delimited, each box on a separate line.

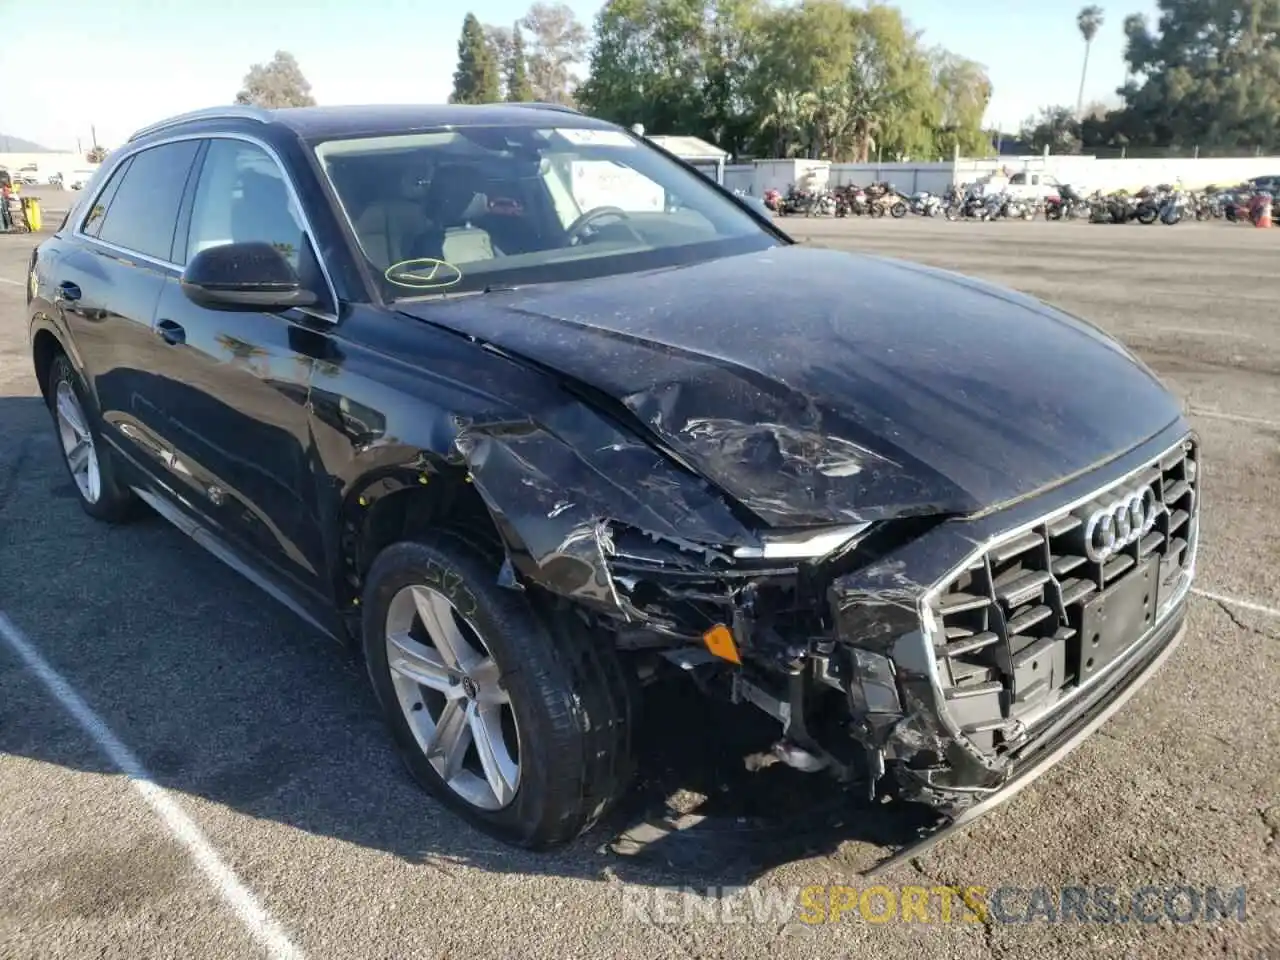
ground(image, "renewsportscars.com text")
xmin=622 ymin=884 xmax=1249 ymax=926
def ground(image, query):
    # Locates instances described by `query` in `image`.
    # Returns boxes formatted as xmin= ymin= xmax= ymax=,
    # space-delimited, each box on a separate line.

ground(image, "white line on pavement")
xmin=0 ymin=277 xmax=23 ymax=286
xmin=1189 ymin=408 xmax=1280 ymax=429
xmin=0 ymin=611 xmax=306 ymax=960
xmin=1192 ymin=588 xmax=1280 ymax=620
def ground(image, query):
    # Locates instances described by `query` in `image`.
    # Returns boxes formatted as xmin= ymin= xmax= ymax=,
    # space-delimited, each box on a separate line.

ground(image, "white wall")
xmin=0 ymin=152 xmax=97 ymax=181
xmin=830 ymin=162 xmax=955 ymax=195
xmin=729 ymin=153 xmax=1280 ymax=195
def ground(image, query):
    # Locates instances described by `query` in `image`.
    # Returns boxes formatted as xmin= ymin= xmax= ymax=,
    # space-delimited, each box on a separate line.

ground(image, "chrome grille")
xmin=929 ymin=439 xmax=1199 ymax=756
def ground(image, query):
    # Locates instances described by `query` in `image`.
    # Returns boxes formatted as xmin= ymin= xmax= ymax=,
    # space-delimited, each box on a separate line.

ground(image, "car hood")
xmin=397 ymin=245 xmax=1183 ymax=527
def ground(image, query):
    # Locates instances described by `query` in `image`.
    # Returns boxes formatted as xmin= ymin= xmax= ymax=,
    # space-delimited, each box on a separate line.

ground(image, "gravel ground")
xmin=0 ymin=212 xmax=1276 ymax=960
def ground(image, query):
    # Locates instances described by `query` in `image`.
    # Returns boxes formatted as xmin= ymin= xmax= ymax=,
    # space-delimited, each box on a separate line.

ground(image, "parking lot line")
xmin=0 ymin=611 xmax=307 ymax=960
xmin=1189 ymin=407 xmax=1280 ymax=429
xmin=1192 ymin=587 xmax=1280 ymax=620
xmin=0 ymin=276 xmax=22 ymax=286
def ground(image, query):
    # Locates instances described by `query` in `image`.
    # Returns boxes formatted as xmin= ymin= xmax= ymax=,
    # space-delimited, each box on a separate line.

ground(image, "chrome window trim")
xmin=915 ymin=433 xmax=1198 ymax=745
xmin=71 ymin=131 xmax=340 ymax=323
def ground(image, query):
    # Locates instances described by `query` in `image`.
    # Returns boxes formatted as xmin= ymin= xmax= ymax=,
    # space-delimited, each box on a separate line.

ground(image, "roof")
xmin=647 ymin=135 xmax=728 ymax=160
xmin=129 ymin=103 xmax=615 ymax=143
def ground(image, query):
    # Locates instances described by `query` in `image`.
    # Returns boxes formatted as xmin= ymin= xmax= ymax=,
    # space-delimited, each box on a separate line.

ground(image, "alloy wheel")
xmin=55 ymin=380 xmax=101 ymax=504
xmin=384 ymin=584 xmax=521 ymax=811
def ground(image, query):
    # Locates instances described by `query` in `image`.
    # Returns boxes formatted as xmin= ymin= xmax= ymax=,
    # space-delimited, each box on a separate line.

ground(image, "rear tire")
xmin=361 ymin=535 xmax=635 ymax=849
xmin=47 ymin=353 xmax=141 ymax=523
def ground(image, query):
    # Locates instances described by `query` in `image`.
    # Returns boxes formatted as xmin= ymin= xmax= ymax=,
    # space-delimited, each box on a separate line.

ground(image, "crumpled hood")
xmin=398 ymin=245 xmax=1183 ymax=526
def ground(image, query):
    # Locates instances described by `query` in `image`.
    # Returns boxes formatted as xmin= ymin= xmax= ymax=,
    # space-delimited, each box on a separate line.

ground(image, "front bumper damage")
xmin=455 ymin=393 xmax=1198 ymax=824
xmin=578 ymin=425 xmax=1201 ymax=819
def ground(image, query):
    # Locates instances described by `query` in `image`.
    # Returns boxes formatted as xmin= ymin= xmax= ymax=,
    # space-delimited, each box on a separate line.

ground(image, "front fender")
xmin=308 ymin=320 xmax=760 ymax=612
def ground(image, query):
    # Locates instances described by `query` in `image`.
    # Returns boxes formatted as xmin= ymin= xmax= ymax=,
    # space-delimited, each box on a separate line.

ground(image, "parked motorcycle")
xmin=778 ymin=186 xmax=814 ymax=216
xmin=1043 ymin=183 xmax=1091 ymax=221
xmin=1157 ymin=185 xmax=1194 ymax=224
xmin=864 ymin=182 xmax=908 ymax=218
xmin=805 ymin=191 xmax=836 ymax=217
xmin=908 ymin=191 xmax=943 ymax=217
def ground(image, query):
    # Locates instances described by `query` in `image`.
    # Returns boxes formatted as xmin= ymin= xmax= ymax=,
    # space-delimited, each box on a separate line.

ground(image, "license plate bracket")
xmin=1077 ymin=554 xmax=1159 ymax=683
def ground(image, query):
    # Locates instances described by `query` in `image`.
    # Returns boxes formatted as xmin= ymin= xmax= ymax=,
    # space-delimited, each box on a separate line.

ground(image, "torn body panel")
xmin=396 ymin=244 xmax=1186 ymax=527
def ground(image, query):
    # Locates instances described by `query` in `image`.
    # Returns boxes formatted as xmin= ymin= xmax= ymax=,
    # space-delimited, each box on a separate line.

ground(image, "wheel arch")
xmin=31 ymin=327 xmax=64 ymax=402
xmin=337 ymin=462 xmax=506 ymax=612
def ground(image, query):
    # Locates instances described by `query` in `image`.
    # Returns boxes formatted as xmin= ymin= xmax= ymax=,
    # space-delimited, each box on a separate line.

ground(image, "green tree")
xmin=1021 ymin=105 xmax=1083 ymax=154
xmin=579 ymin=0 xmax=994 ymax=160
xmin=486 ymin=25 xmax=514 ymax=98
xmin=852 ymin=3 xmax=940 ymax=161
xmin=519 ymin=2 xmax=589 ymax=105
xmin=931 ymin=50 xmax=993 ymax=157
xmin=578 ymin=0 xmax=765 ymax=154
xmin=1116 ymin=0 xmax=1280 ymax=150
xmin=506 ymin=25 xmax=535 ymax=101
xmin=234 ymin=51 xmax=316 ymax=108
xmin=452 ymin=13 xmax=501 ymax=104
xmin=1076 ymin=5 xmax=1105 ymax=115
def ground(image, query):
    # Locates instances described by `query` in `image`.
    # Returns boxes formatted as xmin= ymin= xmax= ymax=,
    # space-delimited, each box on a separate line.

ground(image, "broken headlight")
xmin=731 ymin=522 xmax=873 ymax=561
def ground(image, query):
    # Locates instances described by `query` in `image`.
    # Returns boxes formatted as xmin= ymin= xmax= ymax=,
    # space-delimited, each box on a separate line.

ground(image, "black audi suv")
xmin=25 ymin=102 xmax=1199 ymax=849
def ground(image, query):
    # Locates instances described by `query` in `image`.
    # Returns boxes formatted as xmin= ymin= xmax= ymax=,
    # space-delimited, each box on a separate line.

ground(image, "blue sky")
xmin=1 ymin=0 xmax=1158 ymax=151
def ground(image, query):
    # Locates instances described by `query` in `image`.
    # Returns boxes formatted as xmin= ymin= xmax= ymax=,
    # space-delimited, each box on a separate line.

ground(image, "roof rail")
xmin=127 ymin=104 xmax=272 ymax=143
xmin=505 ymin=101 xmax=582 ymax=115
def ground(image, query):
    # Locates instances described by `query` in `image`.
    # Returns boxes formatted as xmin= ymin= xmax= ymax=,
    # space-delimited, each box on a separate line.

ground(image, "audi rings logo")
xmin=1083 ymin=486 xmax=1161 ymax=562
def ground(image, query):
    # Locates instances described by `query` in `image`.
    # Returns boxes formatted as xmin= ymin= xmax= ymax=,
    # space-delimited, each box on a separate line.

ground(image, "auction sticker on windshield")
xmin=385 ymin=259 xmax=462 ymax=290
xmin=556 ymin=128 xmax=636 ymax=148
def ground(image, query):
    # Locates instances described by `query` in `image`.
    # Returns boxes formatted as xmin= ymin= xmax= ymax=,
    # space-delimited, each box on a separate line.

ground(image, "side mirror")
xmin=180 ymin=241 xmax=318 ymax=311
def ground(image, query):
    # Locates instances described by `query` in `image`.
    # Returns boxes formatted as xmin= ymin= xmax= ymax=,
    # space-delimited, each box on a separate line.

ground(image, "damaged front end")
xmin=593 ymin=426 xmax=1197 ymax=817
xmin=451 ymin=389 xmax=1198 ymax=822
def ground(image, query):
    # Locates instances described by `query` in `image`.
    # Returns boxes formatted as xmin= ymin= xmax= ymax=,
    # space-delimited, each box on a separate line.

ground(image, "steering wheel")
xmin=564 ymin=206 xmax=644 ymax=245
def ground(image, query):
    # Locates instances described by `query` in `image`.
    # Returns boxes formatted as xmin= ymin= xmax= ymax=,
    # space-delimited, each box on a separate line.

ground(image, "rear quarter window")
xmin=92 ymin=141 xmax=201 ymax=262
xmin=80 ymin=157 xmax=132 ymax=237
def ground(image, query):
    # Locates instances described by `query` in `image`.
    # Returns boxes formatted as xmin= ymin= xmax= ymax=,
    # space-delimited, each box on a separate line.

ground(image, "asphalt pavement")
xmin=0 ymin=213 xmax=1277 ymax=959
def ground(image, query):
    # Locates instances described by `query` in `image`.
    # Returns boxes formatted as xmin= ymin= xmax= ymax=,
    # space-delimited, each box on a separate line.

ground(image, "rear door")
xmin=53 ymin=139 xmax=203 ymax=469
xmin=146 ymin=135 xmax=334 ymax=606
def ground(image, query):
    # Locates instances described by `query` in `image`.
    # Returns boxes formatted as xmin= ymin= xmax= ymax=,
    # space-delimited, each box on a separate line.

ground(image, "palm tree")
xmin=758 ymin=89 xmax=816 ymax=158
xmin=1076 ymin=6 xmax=1105 ymax=116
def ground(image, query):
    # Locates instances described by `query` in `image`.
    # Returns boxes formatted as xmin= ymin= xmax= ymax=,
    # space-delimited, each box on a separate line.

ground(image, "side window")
xmin=1009 ymin=172 xmax=1027 ymax=185
xmin=185 ymin=139 xmax=306 ymax=270
xmin=81 ymin=157 xmax=133 ymax=237
xmin=1031 ymin=174 xmax=1041 ymax=185
xmin=95 ymin=141 xmax=201 ymax=261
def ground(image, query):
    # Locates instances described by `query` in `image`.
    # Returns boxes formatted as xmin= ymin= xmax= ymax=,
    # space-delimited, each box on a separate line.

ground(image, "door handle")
xmin=156 ymin=319 xmax=186 ymax=345
xmin=55 ymin=280 xmax=81 ymax=303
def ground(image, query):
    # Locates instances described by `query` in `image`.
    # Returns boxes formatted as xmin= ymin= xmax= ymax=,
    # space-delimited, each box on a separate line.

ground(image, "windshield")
xmin=313 ymin=125 xmax=778 ymax=300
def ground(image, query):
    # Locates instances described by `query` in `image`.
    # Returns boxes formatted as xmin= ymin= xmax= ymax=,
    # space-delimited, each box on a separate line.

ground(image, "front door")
xmin=57 ymin=141 xmax=202 ymax=470
xmin=146 ymin=136 xmax=335 ymax=610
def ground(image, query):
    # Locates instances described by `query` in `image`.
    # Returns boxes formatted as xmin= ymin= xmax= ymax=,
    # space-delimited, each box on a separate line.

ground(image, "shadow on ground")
xmin=0 ymin=395 xmax=934 ymax=890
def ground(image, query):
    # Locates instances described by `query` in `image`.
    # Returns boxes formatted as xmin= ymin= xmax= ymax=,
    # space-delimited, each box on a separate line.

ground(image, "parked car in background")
xmin=17 ymin=165 xmax=40 ymax=185
xmin=1245 ymin=174 xmax=1280 ymax=195
xmin=26 ymin=103 xmax=1199 ymax=851
xmin=977 ymin=170 xmax=1062 ymax=204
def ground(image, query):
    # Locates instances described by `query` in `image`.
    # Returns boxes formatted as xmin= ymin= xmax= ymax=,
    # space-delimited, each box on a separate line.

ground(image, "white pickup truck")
xmin=977 ymin=170 xmax=1063 ymax=201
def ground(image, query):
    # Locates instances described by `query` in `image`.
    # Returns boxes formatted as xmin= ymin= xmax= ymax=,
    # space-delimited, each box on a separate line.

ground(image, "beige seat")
xmin=353 ymin=170 xmax=430 ymax=267
xmin=422 ymin=165 xmax=498 ymax=264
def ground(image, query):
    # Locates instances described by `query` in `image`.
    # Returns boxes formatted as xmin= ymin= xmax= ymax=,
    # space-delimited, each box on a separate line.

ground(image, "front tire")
xmin=47 ymin=353 xmax=140 ymax=523
xmin=361 ymin=536 xmax=635 ymax=848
